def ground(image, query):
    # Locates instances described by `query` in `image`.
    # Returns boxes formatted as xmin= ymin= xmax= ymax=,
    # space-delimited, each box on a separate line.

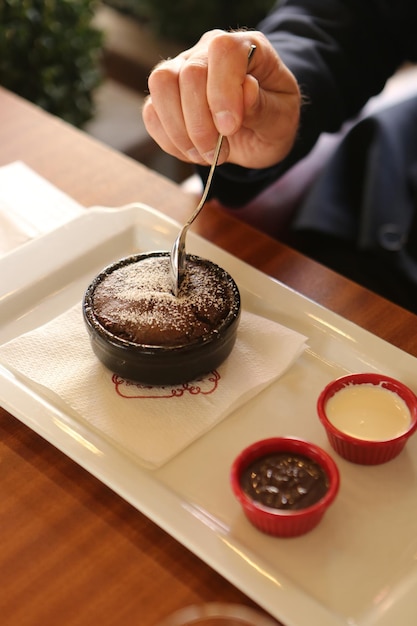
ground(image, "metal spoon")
xmin=169 ymin=133 xmax=223 ymax=296
xmin=169 ymin=43 xmax=256 ymax=296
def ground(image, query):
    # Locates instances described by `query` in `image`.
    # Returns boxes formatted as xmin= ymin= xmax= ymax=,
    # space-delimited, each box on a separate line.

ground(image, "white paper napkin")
xmin=0 ymin=305 xmax=307 ymax=468
xmin=0 ymin=161 xmax=84 ymax=255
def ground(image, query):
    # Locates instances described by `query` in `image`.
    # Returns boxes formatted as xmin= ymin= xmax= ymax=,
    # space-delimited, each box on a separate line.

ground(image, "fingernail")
xmin=186 ymin=147 xmax=201 ymax=162
xmin=214 ymin=110 xmax=237 ymax=135
xmin=203 ymin=150 xmax=216 ymax=164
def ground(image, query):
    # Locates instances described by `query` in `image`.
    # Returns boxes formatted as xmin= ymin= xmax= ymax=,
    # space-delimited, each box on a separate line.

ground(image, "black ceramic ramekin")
xmin=82 ymin=251 xmax=241 ymax=385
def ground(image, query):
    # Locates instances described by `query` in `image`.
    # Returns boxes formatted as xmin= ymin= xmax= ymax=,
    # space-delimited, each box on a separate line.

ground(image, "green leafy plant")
xmin=0 ymin=0 xmax=103 ymax=127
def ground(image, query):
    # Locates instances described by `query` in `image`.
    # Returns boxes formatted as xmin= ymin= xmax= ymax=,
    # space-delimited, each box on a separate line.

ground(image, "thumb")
xmin=213 ymin=75 xmax=260 ymax=136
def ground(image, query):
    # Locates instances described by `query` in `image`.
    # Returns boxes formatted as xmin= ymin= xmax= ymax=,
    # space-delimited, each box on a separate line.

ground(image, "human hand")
xmin=142 ymin=29 xmax=301 ymax=169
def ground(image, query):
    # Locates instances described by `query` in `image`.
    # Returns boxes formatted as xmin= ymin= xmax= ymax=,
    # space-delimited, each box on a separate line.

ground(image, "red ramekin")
xmin=230 ymin=437 xmax=340 ymax=538
xmin=317 ymin=373 xmax=417 ymax=465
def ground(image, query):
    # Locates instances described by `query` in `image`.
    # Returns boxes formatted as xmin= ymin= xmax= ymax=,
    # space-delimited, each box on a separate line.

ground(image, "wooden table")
xmin=1 ymin=86 xmax=417 ymax=626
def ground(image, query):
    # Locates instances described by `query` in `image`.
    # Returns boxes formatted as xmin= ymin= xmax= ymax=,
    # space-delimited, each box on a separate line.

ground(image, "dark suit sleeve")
xmin=200 ymin=0 xmax=415 ymax=207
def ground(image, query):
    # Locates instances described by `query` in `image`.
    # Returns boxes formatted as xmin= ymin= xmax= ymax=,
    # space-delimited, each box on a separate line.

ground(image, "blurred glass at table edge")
xmin=154 ymin=602 xmax=279 ymax=626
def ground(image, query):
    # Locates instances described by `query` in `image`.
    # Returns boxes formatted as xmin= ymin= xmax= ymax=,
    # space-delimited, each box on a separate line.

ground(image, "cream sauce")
xmin=325 ymin=384 xmax=411 ymax=441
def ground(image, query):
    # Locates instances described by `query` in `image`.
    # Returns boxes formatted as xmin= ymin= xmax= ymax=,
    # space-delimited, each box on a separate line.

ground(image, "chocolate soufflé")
xmin=82 ymin=252 xmax=241 ymax=385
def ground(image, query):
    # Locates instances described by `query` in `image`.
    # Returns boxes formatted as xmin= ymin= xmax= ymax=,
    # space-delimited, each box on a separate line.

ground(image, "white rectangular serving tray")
xmin=1 ymin=203 xmax=417 ymax=626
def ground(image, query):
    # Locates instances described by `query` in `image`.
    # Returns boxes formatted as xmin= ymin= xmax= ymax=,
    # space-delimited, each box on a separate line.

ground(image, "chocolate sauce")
xmin=240 ymin=452 xmax=329 ymax=510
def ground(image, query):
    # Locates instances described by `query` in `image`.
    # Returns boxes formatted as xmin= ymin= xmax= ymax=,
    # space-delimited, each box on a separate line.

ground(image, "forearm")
xmin=205 ymin=0 xmax=409 ymax=207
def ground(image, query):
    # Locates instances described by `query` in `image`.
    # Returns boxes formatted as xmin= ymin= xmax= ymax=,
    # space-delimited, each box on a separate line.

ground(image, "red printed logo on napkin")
xmin=112 ymin=371 xmax=220 ymax=399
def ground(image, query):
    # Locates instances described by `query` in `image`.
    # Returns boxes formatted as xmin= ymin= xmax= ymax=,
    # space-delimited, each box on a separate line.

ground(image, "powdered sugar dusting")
xmin=92 ymin=256 xmax=236 ymax=346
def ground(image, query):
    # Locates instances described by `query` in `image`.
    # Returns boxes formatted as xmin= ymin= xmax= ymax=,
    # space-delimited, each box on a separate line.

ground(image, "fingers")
xmin=177 ymin=55 xmax=223 ymax=162
xmin=143 ymin=55 xmax=200 ymax=163
xmin=143 ymin=29 xmax=301 ymax=169
xmin=142 ymin=95 xmax=190 ymax=163
xmin=143 ymin=37 xmax=212 ymax=164
xmin=143 ymin=30 xmax=259 ymax=164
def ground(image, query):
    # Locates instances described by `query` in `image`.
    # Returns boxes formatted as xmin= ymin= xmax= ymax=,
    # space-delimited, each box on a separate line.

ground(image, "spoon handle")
xmin=183 ymin=43 xmax=257 ymax=230
xmin=184 ymin=133 xmax=224 ymax=228
xmin=170 ymin=43 xmax=257 ymax=296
